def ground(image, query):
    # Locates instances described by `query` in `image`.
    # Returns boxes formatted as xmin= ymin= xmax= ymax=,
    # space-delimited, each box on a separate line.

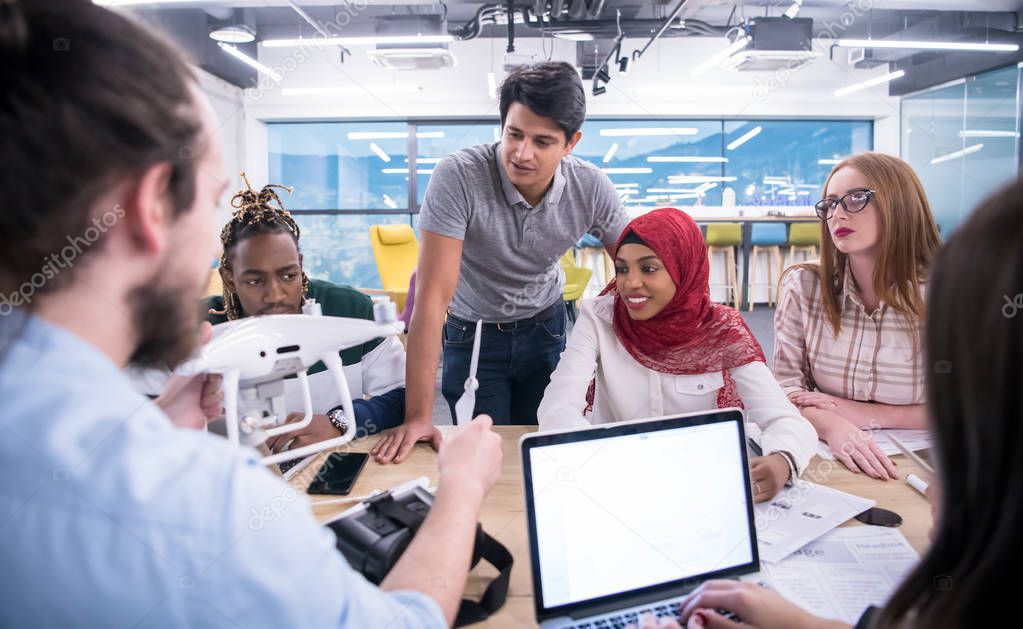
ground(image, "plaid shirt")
xmin=773 ymin=264 xmax=926 ymax=404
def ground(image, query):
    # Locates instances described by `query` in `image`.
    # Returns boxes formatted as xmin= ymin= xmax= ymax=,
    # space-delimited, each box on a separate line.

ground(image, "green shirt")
xmin=206 ymin=279 xmax=384 ymax=376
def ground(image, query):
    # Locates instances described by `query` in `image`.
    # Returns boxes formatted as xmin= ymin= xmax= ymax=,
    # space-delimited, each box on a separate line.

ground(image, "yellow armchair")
xmin=369 ymin=224 xmax=419 ymax=312
xmin=560 ymin=250 xmax=592 ymax=322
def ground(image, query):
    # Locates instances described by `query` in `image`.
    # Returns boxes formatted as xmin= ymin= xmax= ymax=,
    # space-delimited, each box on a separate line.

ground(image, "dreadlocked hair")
xmin=212 ymin=172 xmax=309 ymax=320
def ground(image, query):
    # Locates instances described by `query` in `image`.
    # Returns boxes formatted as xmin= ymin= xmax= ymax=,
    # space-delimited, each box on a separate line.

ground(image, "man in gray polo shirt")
xmin=373 ymin=62 xmax=629 ymax=463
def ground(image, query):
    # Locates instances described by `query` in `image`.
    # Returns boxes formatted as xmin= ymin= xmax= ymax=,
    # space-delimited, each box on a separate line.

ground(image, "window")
xmin=573 ymin=120 xmax=725 ymax=208
xmin=901 ymin=64 xmax=1020 ymax=235
xmin=723 ymin=120 xmax=873 ymax=207
xmin=266 ymin=117 xmax=873 ymax=288
xmin=269 ymin=121 xmax=410 ymax=210
xmin=416 ymin=123 xmax=502 ymax=205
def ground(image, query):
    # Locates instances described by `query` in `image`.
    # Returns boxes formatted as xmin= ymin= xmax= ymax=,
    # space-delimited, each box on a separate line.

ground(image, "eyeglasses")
xmin=815 ymin=188 xmax=875 ymax=220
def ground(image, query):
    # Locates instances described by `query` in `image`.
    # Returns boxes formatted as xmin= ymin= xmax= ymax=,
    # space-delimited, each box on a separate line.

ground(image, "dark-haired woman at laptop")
xmin=656 ymin=177 xmax=1023 ymax=629
xmin=538 ymin=208 xmax=817 ymax=502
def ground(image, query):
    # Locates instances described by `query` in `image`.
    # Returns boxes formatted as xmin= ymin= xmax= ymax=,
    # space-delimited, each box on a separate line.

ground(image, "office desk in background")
xmin=287 ymin=426 xmax=934 ymax=628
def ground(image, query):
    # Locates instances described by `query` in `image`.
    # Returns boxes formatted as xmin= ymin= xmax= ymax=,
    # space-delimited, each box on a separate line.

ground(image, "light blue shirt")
xmin=0 ymin=313 xmax=445 ymax=628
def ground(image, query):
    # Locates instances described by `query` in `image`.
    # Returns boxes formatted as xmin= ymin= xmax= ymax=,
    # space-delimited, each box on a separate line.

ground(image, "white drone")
xmin=177 ymin=299 xmax=404 ymax=466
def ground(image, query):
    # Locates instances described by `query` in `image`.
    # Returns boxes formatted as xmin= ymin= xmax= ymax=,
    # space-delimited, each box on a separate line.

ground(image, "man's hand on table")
xmin=371 ymin=416 xmax=443 ymax=464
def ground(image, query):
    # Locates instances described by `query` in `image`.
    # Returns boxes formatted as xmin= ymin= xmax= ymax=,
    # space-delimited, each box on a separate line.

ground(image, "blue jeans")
xmin=441 ymin=305 xmax=568 ymax=425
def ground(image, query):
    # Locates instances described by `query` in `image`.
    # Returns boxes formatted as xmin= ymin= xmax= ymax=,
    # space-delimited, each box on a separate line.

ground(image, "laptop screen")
xmin=521 ymin=412 xmax=758 ymax=617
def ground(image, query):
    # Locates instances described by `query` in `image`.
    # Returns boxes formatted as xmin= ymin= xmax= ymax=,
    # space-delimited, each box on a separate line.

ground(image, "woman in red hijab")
xmin=538 ymin=208 xmax=817 ymax=501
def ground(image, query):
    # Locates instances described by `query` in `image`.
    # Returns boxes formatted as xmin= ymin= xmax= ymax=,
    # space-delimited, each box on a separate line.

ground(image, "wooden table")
xmin=288 ymin=426 xmax=933 ymax=628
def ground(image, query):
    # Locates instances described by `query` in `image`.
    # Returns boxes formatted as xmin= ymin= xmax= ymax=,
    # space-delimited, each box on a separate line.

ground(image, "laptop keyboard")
xmin=566 ymin=604 xmax=739 ymax=628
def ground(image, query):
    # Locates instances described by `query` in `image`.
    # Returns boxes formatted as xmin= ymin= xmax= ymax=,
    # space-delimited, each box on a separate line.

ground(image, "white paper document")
xmin=816 ymin=429 xmax=932 ymax=461
xmin=755 ymin=481 xmax=874 ymax=563
xmin=761 ymin=526 xmax=920 ymax=624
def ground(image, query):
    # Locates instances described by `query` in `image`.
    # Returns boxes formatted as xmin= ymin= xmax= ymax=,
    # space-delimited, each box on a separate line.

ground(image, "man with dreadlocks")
xmin=208 ymin=175 xmax=407 ymax=455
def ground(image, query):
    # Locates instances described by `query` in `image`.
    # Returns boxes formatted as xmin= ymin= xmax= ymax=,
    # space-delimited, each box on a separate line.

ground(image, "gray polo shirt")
xmin=418 ymin=143 xmax=629 ymax=322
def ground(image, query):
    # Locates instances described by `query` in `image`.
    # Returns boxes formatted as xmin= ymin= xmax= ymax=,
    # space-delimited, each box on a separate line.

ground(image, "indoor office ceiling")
xmin=125 ymin=1 xmax=1023 ymax=94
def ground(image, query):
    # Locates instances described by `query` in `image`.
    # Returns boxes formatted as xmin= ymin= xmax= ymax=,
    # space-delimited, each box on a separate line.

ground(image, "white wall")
xmin=233 ymin=35 xmax=901 ymax=182
xmin=197 ymin=68 xmax=246 ymax=224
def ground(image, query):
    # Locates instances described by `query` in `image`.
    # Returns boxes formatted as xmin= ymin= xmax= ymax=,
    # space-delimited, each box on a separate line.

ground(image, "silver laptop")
xmin=520 ymin=409 xmax=759 ymax=628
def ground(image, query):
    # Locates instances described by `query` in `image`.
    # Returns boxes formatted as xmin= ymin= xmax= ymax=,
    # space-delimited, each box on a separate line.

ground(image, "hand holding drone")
xmin=177 ymin=299 xmax=404 ymax=466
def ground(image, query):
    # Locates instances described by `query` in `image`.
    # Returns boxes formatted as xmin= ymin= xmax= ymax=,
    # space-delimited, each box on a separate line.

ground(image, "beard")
xmin=128 ymin=274 xmax=205 ymax=369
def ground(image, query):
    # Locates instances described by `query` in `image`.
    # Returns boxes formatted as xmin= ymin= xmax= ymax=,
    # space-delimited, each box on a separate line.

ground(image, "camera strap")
xmin=367 ymin=494 xmax=513 ymax=627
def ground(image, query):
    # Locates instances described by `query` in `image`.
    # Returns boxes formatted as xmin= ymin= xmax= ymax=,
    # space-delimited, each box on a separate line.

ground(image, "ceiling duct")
xmin=721 ymin=17 xmax=817 ymax=72
xmin=367 ymin=15 xmax=456 ymax=70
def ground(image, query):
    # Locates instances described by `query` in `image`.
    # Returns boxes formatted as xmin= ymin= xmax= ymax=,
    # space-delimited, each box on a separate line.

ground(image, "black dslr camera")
xmin=326 ymin=480 xmax=512 ymax=626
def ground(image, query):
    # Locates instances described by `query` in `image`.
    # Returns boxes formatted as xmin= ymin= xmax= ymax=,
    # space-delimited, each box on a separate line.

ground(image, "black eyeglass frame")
xmin=815 ymin=188 xmax=876 ymax=220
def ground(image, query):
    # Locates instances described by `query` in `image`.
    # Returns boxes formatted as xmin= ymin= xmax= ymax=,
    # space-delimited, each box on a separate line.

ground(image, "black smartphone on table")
xmin=307 ymin=452 xmax=369 ymax=495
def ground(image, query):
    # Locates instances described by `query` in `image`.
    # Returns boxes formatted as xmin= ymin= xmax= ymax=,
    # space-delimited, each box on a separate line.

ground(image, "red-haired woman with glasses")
xmin=773 ymin=152 xmax=940 ymax=479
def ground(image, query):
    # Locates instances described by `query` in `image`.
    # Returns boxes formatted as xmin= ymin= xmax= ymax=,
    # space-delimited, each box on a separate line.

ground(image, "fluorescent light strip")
xmin=493 ymin=128 xmax=501 ymax=143
xmin=600 ymin=128 xmax=699 ymax=137
xmin=263 ymin=35 xmax=455 ymax=48
xmin=218 ymin=43 xmax=281 ymax=82
xmin=407 ymin=157 xmax=443 ymax=164
xmin=94 ymin=0 xmax=203 ymax=5
xmin=836 ymin=38 xmax=1018 ymax=52
xmin=383 ymin=168 xmax=434 ymax=175
xmin=930 ymin=143 xmax=984 ymax=165
xmin=646 ymin=188 xmax=698 ymax=194
xmin=382 ymin=194 xmax=398 ymax=209
xmin=691 ymin=36 xmax=751 ymax=77
xmin=613 ymin=182 xmax=640 ymax=188
xmin=603 ymin=143 xmax=619 ymax=163
xmin=817 ymin=159 xmax=843 ymax=165
xmin=834 ymin=69 xmax=905 ymax=97
xmin=726 ymin=126 xmax=762 ymax=151
xmin=647 ymin=156 xmax=728 ymax=163
xmin=553 ymin=31 xmax=595 ymax=42
xmin=282 ymin=85 xmax=421 ymax=96
xmin=695 ymin=182 xmax=719 ymax=194
xmin=958 ymin=129 xmax=1020 ymax=138
xmin=603 ymin=167 xmax=653 ymax=174
xmin=348 ymin=131 xmax=444 ymax=140
xmin=667 ymin=176 xmax=737 ymax=183
xmin=369 ymin=142 xmax=391 ymax=163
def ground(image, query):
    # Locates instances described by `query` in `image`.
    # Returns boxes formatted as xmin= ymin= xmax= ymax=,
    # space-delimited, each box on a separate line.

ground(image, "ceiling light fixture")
xmin=553 ymin=31 xmax=595 ymax=42
xmin=930 ymin=143 xmax=984 ymax=165
xmin=603 ymin=167 xmax=654 ymax=174
xmin=282 ymin=85 xmax=421 ymax=96
xmin=835 ymin=38 xmax=1019 ymax=52
xmin=600 ymin=127 xmax=700 ymax=137
xmin=958 ymin=129 xmax=1020 ymax=138
xmin=348 ymin=131 xmax=445 ymax=140
xmin=834 ymin=69 xmax=905 ymax=97
xmin=783 ymin=0 xmax=803 ymax=20
xmin=218 ymin=43 xmax=281 ymax=81
xmin=210 ymin=25 xmax=255 ymax=44
xmin=603 ymin=143 xmax=619 ymax=163
xmin=262 ymin=35 xmax=455 ymax=48
xmin=647 ymin=156 xmax=728 ymax=163
xmin=691 ymin=36 xmax=750 ymax=78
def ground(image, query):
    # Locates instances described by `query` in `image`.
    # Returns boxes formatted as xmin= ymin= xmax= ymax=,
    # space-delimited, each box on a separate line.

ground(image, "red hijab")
xmin=589 ymin=208 xmax=765 ymax=410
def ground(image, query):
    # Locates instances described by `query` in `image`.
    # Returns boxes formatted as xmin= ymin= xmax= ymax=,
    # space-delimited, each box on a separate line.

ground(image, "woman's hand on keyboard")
xmin=677 ymin=580 xmax=849 ymax=629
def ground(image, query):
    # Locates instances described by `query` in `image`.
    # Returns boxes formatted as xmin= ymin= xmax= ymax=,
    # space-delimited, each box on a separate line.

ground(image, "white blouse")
xmin=538 ymin=294 xmax=819 ymax=473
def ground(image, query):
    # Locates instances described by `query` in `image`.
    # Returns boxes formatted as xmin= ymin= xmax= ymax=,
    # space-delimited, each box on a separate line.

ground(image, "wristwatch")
xmin=326 ymin=406 xmax=349 ymax=435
